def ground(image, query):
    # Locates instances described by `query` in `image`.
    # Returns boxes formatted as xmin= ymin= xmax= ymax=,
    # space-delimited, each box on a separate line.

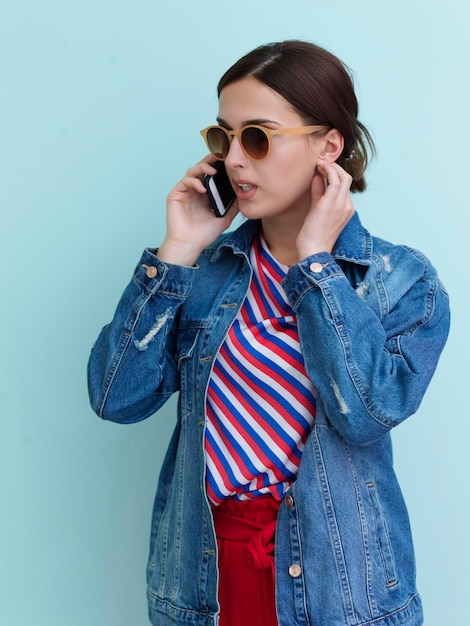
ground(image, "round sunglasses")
xmin=200 ymin=124 xmax=326 ymax=161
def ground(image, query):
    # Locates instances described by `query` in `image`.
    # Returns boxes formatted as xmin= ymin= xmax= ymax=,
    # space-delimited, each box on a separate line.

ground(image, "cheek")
xmin=270 ymin=145 xmax=317 ymax=182
xmin=269 ymin=159 xmax=316 ymax=196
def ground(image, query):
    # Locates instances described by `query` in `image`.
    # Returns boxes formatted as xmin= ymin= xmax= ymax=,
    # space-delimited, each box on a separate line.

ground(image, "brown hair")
xmin=217 ymin=40 xmax=374 ymax=192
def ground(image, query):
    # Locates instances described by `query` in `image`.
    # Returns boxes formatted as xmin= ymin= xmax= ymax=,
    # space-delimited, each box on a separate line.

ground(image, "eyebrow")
xmin=216 ymin=116 xmax=281 ymax=129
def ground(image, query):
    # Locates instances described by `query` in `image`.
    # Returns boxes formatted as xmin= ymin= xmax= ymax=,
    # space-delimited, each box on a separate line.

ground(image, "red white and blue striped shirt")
xmin=205 ymin=234 xmax=317 ymax=505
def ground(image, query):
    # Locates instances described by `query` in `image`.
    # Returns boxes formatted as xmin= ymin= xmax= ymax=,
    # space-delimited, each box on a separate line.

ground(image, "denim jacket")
xmin=88 ymin=213 xmax=450 ymax=626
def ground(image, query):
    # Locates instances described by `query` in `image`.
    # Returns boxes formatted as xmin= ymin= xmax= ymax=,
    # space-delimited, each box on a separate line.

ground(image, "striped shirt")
xmin=205 ymin=234 xmax=317 ymax=505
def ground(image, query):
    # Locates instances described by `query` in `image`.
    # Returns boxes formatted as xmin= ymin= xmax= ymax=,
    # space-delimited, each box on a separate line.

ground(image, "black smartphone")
xmin=203 ymin=161 xmax=236 ymax=217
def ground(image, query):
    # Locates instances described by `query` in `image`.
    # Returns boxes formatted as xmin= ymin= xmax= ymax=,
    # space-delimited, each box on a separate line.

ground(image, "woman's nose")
xmin=224 ymin=136 xmax=248 ymax=169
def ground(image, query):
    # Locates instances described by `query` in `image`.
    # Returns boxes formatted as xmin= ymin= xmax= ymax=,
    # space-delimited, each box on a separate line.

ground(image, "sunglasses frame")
xmin=200 ymin=124 xmax=327 ymax=161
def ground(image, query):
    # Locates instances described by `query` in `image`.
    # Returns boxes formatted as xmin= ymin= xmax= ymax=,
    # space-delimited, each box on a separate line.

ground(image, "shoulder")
xmin=364 ymin=235 xmax=449 ymax=330
xmin=340 ymin=214 xmax=448 ymax=319
xmin=341 ymin=212 xmax=442 ymax=282
xmin=369 ymin=233 xmax=443 ymax=289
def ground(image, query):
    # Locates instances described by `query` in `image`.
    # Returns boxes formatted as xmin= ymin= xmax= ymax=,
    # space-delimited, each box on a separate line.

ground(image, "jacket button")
xmin=284 ymin=495 xmax=294 ymax=508
xmin=145 ymin=266 xmax=158 ymax=278
xmin=309 ymin=262 xmax=324 ymax=273
xmin=288 ymin=564 xmax=302 ymax=578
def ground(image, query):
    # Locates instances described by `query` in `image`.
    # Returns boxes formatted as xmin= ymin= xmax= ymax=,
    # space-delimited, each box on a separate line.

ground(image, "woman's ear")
xmin=319 ymin=129 xmax=344 ymax=163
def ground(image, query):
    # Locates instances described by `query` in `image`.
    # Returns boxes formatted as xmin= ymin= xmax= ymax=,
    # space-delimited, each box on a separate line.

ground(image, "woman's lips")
xmin=233 ymin=179 xmax=257 ymax=200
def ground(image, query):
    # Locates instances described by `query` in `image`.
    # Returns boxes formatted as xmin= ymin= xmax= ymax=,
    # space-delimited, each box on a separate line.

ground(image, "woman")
xmin=88 ymin=40 xmax=450 ymax=626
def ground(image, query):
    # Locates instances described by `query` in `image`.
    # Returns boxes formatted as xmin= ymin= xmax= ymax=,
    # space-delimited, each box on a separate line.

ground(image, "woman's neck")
xmin=261 ymin=218 xmax=303 ymax=266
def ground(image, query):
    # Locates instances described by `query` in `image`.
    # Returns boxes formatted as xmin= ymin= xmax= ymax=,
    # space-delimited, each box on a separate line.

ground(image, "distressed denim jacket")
xmin=88 ymin=213 xmax=450 ymax=626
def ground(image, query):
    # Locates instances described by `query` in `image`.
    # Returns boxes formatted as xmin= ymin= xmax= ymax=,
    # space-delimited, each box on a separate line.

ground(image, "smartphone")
xmin=203 ymin=161 xmax=236 ymax=217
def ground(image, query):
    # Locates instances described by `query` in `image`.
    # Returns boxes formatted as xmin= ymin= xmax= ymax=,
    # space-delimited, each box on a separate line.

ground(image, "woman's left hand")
xmin=296 ymin=160 xmax=355 ymax=260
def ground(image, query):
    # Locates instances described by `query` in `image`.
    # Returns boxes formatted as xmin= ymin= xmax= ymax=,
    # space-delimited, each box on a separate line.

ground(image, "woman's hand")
xmin=157 ymin=156 xmax=238 ymax=266
xmin=296 ymin=160 xmax=355 ymax=260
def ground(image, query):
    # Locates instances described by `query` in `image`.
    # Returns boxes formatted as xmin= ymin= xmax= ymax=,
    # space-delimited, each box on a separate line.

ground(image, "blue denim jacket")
xmin=88 ymin=213 xmax=450 ymax=626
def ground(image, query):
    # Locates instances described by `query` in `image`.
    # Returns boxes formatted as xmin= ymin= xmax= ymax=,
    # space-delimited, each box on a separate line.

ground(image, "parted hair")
xmin=217 ymin=40 xmax=375 ymax=193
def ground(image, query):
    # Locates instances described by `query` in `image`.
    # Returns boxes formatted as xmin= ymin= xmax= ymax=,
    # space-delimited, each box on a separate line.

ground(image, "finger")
xmin=185 ymin=161 xmax=217 ymax=179
xmin=317 ymin=161 xmax=352 ymax=188
xmin=181 ymin=177 xmax=207 ymax=194
xmin=310 ymin=171 xmax=327 ymax=203
xmin=173 ymin=161 xmax=218 ymax=194
xmin=316 ymin=161 xmax=352 ymax=202
xmin=327 ymin=166 xmax=355 ymax=218
xmin=201 ymin=153 xmax=220 ymax=166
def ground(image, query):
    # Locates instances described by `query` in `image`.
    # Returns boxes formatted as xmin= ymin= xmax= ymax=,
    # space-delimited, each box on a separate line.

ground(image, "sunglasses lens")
xmin=241 ymin=126 xmax=269 ymax=159
xmin=206 ymin=127 xmax=229 ymax=159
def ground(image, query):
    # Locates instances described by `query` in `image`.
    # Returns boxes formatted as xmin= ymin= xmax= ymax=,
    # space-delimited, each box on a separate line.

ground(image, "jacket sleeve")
xmin=87 ymin=248 xmax=198 ymax=423
xmin=283 ymin=247 xmax=450 ymax=446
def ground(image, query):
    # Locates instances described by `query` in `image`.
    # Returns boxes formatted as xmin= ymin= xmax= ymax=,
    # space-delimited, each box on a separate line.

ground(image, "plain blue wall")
xmin=1 ymin=1 xmax=468 ymax=624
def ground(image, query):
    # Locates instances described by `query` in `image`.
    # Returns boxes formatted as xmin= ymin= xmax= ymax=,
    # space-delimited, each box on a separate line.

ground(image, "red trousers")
xmin=212 ymin=497 xmax=280 ymax=626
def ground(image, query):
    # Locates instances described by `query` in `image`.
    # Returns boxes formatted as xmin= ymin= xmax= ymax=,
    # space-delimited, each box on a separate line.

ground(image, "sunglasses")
xmin=200 ymin=124 xmax=326 ymax=161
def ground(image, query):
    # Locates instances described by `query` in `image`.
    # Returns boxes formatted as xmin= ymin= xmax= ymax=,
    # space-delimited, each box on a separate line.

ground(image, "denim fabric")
xmin=88 ymin=213 xmax=450 ymax=626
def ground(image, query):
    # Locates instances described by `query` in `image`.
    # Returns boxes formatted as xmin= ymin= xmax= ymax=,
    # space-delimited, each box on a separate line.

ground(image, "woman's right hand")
xmin=157 ymin=156 xmax=238 ymax=266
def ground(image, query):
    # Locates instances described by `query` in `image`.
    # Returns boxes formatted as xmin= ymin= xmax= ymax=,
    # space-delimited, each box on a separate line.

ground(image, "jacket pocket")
xmin=366 ymin=481 xmax=398 ymax=587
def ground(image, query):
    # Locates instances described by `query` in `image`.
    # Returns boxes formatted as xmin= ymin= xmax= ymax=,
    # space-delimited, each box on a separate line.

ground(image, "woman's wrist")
xmin=156 ymin=239 xmax=203 ymax=267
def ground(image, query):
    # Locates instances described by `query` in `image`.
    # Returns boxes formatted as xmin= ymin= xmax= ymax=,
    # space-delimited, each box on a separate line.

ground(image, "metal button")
xmin=146 ymin=266 xmax=158 ymax=278
xmin=309 ymin=262 xmax=324 ymax=273
xmin=288 ymin=564 xmax=302 ymax=578
xmin=284 ymin=495 xmax=294 ymax=508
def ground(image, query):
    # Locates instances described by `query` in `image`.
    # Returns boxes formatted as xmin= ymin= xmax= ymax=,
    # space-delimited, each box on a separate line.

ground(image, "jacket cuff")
xmin=133 ymin=248 xmax=198 ymax=297
xmin=283 ymin=252 xmax=344 ymax=303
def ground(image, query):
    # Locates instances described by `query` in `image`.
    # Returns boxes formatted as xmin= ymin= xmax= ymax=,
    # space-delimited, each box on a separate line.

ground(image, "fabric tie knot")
xmin=247 ymin=519 xmax=277 ymax=570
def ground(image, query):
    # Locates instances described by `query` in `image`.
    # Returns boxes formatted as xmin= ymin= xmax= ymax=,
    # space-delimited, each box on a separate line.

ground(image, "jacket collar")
xmin=333 ymin=212 xmax=373 ymax=265
xmin=211 ymin=212 xmax=373 ymax=265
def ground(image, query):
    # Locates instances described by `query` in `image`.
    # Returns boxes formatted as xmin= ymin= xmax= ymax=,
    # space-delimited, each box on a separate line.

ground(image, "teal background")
xmin=1 ymin=1 xmax=467 ymax=624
